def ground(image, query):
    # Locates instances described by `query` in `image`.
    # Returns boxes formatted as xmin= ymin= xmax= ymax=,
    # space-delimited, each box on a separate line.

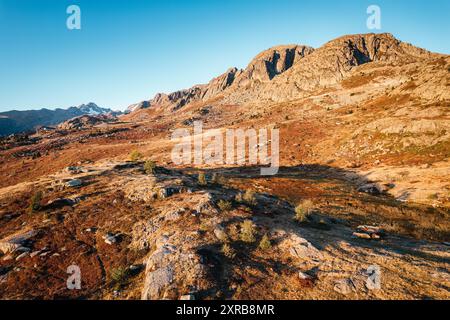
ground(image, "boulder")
xmin=334 ymin=278 xmax=357 ymax=295
xmin=357 ymin=183 xmax=383 ymax=195
xmin=279 ymin=234 xmax=323 ymax=261
xmin=298 ymin=271 xmax=312 ymax=280
xmin=66 ymin=179 xmax=82 ymax=188
xmin=353 ymin=225 xmax=383 ymax=240
xmin=0 ymin=229 xmax=37 ymax=254
xmin=45 ymin=198 xmax=75 ymax=209
xmin=142 ymin=266 xmax=174 ymax=300
xmin=15 ymin=252 xmax=29 ymax=261
xmin=65 ymin=166 xmax=83 ymax=174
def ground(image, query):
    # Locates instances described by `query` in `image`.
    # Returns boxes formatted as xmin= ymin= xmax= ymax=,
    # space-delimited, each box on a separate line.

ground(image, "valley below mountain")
xmin=0 ymin=103 xmax=115 ymax=136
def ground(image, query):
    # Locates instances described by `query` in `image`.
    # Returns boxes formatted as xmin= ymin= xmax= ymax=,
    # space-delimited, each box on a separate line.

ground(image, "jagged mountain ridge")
xmin=127 ymin=33 xmax=439 ymax=113
xmin=0 ymin=103 xmax=114 ymax=136
xmin=127 ymin=44 xmax=315 ymax=112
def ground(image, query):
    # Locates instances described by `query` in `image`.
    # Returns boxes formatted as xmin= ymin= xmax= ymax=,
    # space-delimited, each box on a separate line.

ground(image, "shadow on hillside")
xmin=176 ymin=164 xmax=449 ymax=298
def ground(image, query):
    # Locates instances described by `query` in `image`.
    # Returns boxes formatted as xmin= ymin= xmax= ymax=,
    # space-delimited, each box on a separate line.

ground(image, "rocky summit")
xmin=0 ymin=33 xmax=449 ymax=300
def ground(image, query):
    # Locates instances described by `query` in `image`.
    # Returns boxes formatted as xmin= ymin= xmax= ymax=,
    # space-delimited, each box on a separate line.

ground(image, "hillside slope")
xmin=0 ymin=33 xmax=449 ymax=300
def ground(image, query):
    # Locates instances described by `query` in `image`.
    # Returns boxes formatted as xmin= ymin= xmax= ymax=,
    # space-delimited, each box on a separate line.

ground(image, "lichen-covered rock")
xmin=141 ymin=238 xmax=212 ymax=300
xmin=279 ymin=233 xmax=323 ymax=261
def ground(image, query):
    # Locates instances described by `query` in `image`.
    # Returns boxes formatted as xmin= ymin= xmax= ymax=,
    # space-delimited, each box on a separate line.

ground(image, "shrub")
xmin=29 ymin=191 xmax=43 ymax=212
xmin=258 ymin=234 xmax=272 ymax=250
xmin=217 ymin=199 xmax=232 ymax=212
xmin=110 ymin=267 xmax=129 ymax=289
xmin=130 ymin=150 xmax=143 ymax=162
xmin=295 ymin=200 xmax=314 ymax=222
xmin=242 ymin=190 xmax=257 ymax=206
xmin=235 ymin=193 xmax=244 ymax=203
xmin=240 ymin=220 xmax=256 ymax=243
xmin=198 ymin=172 xmax=207 ymax=186
xmin=144 ymin=160 xmax=156 ymax=174
xmin=222 ymin=243 xmax=236 ymax=259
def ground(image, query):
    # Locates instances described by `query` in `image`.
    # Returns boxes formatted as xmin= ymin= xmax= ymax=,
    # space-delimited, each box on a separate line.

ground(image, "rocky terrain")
xmin=0 ymin=33 xmax=449 ymax=300
xmin=0 ymin=103 xmax=115 ymax=136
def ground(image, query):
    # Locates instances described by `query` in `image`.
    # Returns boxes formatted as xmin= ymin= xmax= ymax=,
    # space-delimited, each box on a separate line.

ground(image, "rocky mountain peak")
xmin=126 ymin=33 xmax=439 ymax=114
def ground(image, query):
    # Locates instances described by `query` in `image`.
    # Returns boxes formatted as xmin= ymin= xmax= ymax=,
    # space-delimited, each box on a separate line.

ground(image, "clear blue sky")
xmin=0 ymin=0 xmax=449 ymax=112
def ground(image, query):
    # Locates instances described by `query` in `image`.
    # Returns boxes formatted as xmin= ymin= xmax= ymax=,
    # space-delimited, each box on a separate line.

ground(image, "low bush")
xmin=240 ymin=220 xmax=256 ymax=243
xmin=295 ymin=200 xmax=314 ymax=222
xmin=29 ymin=191 xmax=43 ymax=213
xmin=130 ymin=150 xmax=143 ymax=162
xmin=258 ymin=234 xmax=272 ymax=250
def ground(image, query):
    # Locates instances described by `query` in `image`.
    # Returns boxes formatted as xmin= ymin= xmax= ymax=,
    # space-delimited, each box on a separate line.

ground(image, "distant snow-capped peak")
xmin=76 ymin=102 xmax=112 ymax=115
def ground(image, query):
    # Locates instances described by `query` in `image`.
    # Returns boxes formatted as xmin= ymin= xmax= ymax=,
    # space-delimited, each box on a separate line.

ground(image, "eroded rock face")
xmin=126 ymin=45 xmax=314 ymax=113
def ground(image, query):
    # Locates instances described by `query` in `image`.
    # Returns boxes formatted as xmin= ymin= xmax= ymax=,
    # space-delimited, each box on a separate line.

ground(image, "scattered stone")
xmin=15 ymin=252 xmax=30 ymax=261
xmin=30 ymin=250 xmax=42 ymax=258
xmin=357 ymin=183 xmax=382 ymax=195
xmin=65 ymin=166 xmax=83 ymax=174
xmin=2 ymin=254 xmax=13 ymax=261
xmin=298 ymin=271 xmax=312 ymax=280
xmin=353 ymin=225 xmax=383 ymax=240
xmin=142 ymin=266 xmax=174 ymax=299
xmin=280 ymin=234 xmax=323 ymax=260
xmin=45 ymin=198 xmax=75 ymax=209
xmin=353 ymin=232 xmax=372 ymax=239
xmin=213 ymin=227 xmax=228 ymax=242
xmin=357 ymin=225 xmax=381 ymax=234
xmin=15 ymin=246 xmax=31 ymax=253
xmin=164 ymin=209 xmax=184 ymax=221
xmin=334 ymin=278 xmax=357 ymax=295
xmin=66 ymin=179 xmax=82 ymax=188
xmin=128 ymin=264 xmax=144 ymax=276
xmin=0 ymin=229 xmax=37 ymax=254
